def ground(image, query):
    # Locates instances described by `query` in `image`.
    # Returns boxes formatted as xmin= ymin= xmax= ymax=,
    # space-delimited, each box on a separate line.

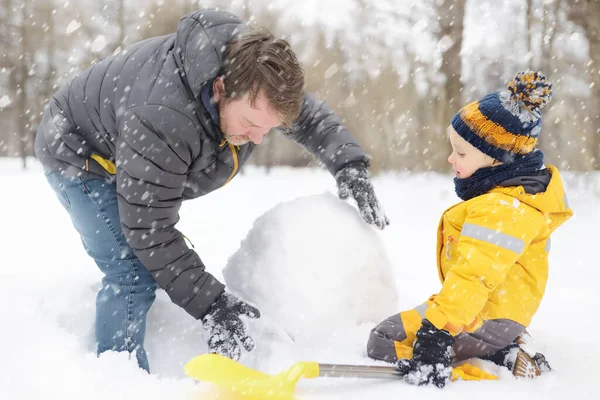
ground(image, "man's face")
xmin=447 ymin=126 xmax=497 ymax=179
xmin=213 ymin=79 xmax=282 ymax=146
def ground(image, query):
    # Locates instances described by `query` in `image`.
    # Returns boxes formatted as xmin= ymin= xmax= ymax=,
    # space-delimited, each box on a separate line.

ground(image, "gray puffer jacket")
xmin=35 ymin=9 xmax=368 ymax=319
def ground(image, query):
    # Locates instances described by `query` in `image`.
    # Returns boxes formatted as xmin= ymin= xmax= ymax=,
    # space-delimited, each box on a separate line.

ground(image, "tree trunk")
xmin=17 ymin=2 xmax=30 ymax=168
xmin=1 ymin=0 xmax=16 ymax=158
xmin=526 ymin=0 xmax=534 ymax=69
xmin=438 ymin=0 xmax=466 ymax=118
xmin=117 ymin=0 xmax=126 ymax=47
xmin=587 ymin=0 xmax=600 ymax=168
xmin=436 ymin=0 xmax=466 ymax=171
xmin=39 ymin=1 xmax=56 ymax=109
xmin=540 ymin=0 xmax=561 ymax=78
xmin=570 ymin=0 xmax=600 ymax=168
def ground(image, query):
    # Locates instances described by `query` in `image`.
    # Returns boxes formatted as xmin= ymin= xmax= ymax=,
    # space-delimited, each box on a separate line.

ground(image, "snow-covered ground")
xmin=1 ymin=158 xmax=598 ymax=399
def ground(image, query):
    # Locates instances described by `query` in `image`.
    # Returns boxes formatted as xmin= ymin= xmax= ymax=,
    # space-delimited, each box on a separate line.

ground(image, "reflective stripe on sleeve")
xmin=461 ymin=223 xmax=526 ymax=254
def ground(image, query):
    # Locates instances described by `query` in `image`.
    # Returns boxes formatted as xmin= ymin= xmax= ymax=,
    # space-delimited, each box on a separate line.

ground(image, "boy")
xmin=367 ymin=72 xmax=572 ymax=388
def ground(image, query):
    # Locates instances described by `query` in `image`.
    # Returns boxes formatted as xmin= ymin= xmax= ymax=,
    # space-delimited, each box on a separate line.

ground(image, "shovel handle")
xmin=318 ymin=363 xmax=403 ymax=379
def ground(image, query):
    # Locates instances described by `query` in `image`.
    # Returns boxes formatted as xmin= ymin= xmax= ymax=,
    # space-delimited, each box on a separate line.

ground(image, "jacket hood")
xmin=494 ymin=165 xmax=572 ymax=234
xmin=173 ymin=10 xmax=249 ymax=97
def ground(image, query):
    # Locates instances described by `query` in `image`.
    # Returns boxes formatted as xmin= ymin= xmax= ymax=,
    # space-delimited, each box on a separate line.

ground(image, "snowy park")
xmin=1 ymin=0 xmax=600 ymax=399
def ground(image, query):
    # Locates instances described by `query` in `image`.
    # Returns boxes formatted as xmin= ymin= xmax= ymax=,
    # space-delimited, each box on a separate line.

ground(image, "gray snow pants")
xmin=367 ymin=305 xmax=525 ymax=363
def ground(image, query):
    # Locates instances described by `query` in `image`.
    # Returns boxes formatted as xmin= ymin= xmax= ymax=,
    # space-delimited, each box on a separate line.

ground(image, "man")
xmin=35 ymin=9 xmax=388 ymax=373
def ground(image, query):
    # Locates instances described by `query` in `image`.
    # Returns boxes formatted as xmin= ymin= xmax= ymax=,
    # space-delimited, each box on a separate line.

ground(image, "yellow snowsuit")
xmin=368 ymin=165 xmax=572 ymax=362
xmin=427 ymin=165 xmax=571 ymax=333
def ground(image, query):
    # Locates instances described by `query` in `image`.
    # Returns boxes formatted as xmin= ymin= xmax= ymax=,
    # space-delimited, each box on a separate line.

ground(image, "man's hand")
xmin=335 ymin=161 xmax=389 ymax=229
xmin=202 ymin=292 xmax=260 ymax=361
xmin=396 ymin=319 xmax=454 ymax=388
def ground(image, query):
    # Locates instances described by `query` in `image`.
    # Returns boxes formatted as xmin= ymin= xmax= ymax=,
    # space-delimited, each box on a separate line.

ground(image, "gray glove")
xmin=335 ymin=161 xmax=390 ymax=229
xmin=202 ymin=292 xmax=260 ymax=361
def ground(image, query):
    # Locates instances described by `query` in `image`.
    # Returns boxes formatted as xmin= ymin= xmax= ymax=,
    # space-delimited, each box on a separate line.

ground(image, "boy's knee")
xmin=453 ymin=319 xmax=525 ymax=361
xmin=367 ymin=314 xmax=407 ymax=363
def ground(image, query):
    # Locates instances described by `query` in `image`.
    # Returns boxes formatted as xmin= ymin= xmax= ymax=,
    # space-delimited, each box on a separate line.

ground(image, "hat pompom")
xmin=507 ymin=71 xmax=553 ymax=114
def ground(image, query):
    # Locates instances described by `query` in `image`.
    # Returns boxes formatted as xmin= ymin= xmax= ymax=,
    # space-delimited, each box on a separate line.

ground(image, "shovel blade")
xmin=184 ymin=354 xmax=319 ymax=400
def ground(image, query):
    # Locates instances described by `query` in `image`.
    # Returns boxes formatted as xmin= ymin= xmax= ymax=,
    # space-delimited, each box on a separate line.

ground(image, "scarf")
xmin=454 ymin=150 xmax=545 ymax=201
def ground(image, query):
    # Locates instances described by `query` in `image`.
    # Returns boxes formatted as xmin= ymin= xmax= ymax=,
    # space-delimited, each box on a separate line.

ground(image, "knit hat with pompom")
xmin=451 ymin=71 xmax=553 ymax=163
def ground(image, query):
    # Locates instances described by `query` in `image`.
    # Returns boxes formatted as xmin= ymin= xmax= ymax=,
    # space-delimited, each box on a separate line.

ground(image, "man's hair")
xmin=222 ymin=28 xmax=304 ymax=128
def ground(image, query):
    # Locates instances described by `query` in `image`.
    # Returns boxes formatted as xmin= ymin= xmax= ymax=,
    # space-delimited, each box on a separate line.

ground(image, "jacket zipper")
xmin=437 ymin=203 xmax=459 ymax=283
xmin=220 ymin=139 xmax=239 ymax=185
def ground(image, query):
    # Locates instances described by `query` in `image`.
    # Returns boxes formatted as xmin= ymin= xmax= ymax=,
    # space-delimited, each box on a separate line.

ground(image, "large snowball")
xmin=223 ymin=193 xmax=398 ymax=344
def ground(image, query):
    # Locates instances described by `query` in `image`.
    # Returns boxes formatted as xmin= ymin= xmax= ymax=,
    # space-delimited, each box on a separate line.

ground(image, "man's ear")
xmin=213 ymin=77 xmax=225 ymax=103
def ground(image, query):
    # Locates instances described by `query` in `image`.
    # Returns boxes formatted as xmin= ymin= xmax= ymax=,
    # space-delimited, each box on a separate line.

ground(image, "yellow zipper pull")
xmin=90 ymin=154 xmax=117 ymax=175
xmin=182 ymin=233 xmax=195 ymax=249
xmin=216 ymin=138 xmax=239 ymax=186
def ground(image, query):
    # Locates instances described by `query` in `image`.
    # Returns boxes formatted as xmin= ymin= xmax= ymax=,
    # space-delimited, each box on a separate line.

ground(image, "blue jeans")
xmin=45 ymin=172 xmax=158 ymax=372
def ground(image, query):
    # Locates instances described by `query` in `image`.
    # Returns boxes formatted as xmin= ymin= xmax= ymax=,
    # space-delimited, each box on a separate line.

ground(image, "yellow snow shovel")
xmin=184 ymin=354 xmax=497 ymax=400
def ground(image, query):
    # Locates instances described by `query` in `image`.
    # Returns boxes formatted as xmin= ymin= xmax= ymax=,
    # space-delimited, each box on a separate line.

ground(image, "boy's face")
xmin=447 ymin=126 xmax=497 ymax=179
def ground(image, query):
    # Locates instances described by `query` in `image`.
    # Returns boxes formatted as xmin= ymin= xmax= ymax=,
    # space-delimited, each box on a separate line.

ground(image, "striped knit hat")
xmin=451 ymin=71 xmax=553 ymax=162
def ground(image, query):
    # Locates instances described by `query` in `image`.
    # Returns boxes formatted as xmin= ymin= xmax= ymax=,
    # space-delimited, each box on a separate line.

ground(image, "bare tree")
xmin=567 ymin=0 xmax=600 ymax=168
xmin=138 ymin=2 xmax=187 ymax=38
xmin=1 ymin=0 xmax=35 ymax=166
xmin=0 ymin=0 xmax=15 ymax=157
xmin=526 ymin=0 xmax=534 ymax=69
xmin=16 ymin=1 xmax=33 ymax=167
xmin=435 ymin=0 xmax=466 ymax=170
xmin=539 ymin=0 xmax=561 ymax=77
xmin=116 ymin=0 xmax=126 ymax=47
xmin=40 ymin=0 xmax=56 ymax=107
xmin=585 ymin=0 xmax=600 ymax=168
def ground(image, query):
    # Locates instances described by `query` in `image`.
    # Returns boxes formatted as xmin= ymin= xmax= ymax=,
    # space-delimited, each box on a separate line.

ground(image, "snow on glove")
xmin=397 ymin=319 xmax=454 ymax=389
xmin=483 ymin=332 xmax=552 ymax=376
xmin=201 ymin=292 xmax=260 ymax=361
xmin=335 ymin=161 xmax=389 ymax=230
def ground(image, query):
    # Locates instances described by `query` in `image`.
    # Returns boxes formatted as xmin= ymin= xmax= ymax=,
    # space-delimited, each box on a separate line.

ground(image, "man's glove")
xmin=335 ymin=161 xmax=389 ymax=229
xmin=201 ymin=292 xmax=260 ymax=361
xmin=397 ymin=319 xmax=454 ymax=388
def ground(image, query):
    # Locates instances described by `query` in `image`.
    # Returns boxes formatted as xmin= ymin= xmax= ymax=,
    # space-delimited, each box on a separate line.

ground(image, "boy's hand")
xmin=335 ymin=161 xmax=389 ymax=229
xmin=396 ymin=319 xmax=454 ymax=388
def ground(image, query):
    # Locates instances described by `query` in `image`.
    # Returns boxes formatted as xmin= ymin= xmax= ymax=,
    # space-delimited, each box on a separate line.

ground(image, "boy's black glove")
xmin=483 ymin=333 xmax=552 ymax=377
xmin=397 ymin=319 xmax=454 ymax=388
xmin=201 ymin=292 xmax=260 ymax=361
xmin=335 ymin=161 xmax=389 ymax=230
